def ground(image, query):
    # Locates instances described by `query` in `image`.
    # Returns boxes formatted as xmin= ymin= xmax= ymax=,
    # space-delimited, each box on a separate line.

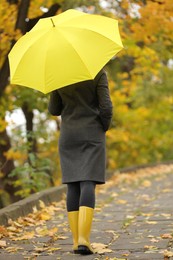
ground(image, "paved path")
xmin=0 ymin=164 xmax=173 ymax=259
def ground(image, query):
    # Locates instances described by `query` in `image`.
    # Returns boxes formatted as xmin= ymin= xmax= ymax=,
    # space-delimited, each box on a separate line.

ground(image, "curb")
xmin=0 ymin=185 xmax=66 ymax=226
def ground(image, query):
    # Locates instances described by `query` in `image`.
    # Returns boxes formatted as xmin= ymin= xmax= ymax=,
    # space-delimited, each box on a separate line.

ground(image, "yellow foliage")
xmin=0 ymin=1 xmax=18 ymax=67
xmin=0 ymin=118 xmax=8 ymax=132
xmin=113 ymin=91 xmax=128 ymax=105
xmin=108 ymin=158 xmax=117 ymax=169
xmin=116 ymin=104 xmax=129 ymax=115
xmin=0 ymin=171 xmax=4 ymax=178
xmin=4 ymin=149 xmax=27 ymax=161
xmin=28 ymin=0 xmax=62 ymax=18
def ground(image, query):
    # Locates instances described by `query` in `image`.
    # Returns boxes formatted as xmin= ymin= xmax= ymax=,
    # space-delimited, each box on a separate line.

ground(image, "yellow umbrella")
xmin=8 ymin=9 xmax=123 ymax=94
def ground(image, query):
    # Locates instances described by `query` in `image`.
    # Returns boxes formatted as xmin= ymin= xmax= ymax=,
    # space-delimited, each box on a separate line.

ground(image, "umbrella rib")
xmin=59 ymin=30 xmax=93 ymax=77
xmin=58 ymin=27 xmax=123 ymax=79
xmin=60 ymin=20 xmax=123 ymax=46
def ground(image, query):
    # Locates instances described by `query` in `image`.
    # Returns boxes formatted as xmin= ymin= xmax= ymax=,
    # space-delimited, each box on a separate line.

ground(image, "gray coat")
xmin=48 ymin=69 xmax=113 ymax=184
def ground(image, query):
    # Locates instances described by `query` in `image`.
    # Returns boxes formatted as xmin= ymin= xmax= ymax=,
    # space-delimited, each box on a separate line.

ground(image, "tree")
xmin=105 ymin=0 xmax=173 ymax=169
xmin=0 ymin=0 xmax=61 ymax=206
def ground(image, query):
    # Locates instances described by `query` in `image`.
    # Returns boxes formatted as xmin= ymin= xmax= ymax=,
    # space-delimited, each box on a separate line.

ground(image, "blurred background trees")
xmin=0 ymin=0 xmax=173 ymax=207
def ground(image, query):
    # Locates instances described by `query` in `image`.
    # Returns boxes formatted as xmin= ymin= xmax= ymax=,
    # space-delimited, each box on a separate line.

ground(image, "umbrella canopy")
xmin=8 ymin=9 xmax=123 ymax=94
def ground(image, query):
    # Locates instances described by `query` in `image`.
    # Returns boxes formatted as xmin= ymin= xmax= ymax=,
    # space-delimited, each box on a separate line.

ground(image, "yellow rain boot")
xmin=78 ymin=206 xmax=94 ymax=255
xmin=67 ymin=211 xmax=79 ymax=254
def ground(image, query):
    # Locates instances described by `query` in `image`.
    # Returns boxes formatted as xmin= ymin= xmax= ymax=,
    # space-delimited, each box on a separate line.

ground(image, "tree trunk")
xmin=0 ymin=0 xmax=31 ymax=206
xmin=22 ymin=103 xmax=37 ymax=155
xmin=0 ymin=1 xmax=61 ymax=206
xmin=0 ymin=129 xmax=19 ymax=205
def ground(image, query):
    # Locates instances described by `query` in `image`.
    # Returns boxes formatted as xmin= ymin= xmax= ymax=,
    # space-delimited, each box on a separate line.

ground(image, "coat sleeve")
xmin=96 ymin=70 xmax=113 ymax=132
xmin=48 ymin=90 xmax=63 ymax=116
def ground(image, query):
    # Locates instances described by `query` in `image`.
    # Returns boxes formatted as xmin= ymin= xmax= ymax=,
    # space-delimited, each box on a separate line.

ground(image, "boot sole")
xmin=78 ymin=245 xmax=93 ymax=255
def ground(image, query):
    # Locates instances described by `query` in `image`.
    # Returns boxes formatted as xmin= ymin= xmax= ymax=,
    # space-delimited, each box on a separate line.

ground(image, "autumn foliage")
xmin=0 ymin=0 xmax=173 ymax=206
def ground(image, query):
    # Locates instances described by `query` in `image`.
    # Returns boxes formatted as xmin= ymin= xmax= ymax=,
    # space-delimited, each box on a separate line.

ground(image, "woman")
xmin=48 ymin=69 xmax=113 ymax=255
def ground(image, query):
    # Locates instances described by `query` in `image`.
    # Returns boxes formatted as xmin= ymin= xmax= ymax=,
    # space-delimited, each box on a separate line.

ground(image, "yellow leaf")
xmin=37 ymin=212 xmax=51 ymax=221
xmin=57 ymin=235 xmax=68 ymax=240
xmin=146 ymin=221 xmax=157 ymax=225
xmin=163 ymin=250 xmax=173 ymax=257
xmin=35 ymin=226 xmax=48 ymax=236
xmin=0 ymin=226 xmax=8 ymax=237
xmin=144 ymin=245 xmax=158 ymax=250
xmin=48 ymin=227 xmax=58 ymax=237
xmin=116 ymin=199 xmax=127 ymax=205
xmin=47 ymin=247 xmax=61 ymax=252
xmin=160 ymin=213 xmax=171 ymax=218
xmin=122 ymin=252 xmax=130 ymax=257
xmin=11 ymin=231 xmax=35 ymax=241
xmin=7 ymin=226 xmax=18 ymax=232
xmin=91 ymin=242 xmax=112 ymax=254
xmin=142 ymin=180 xmax=151 ymax=187
xmin=39 ymin=200 xmax=46 ymax=209
xmin=34 ymin=247 xmax=47 ymax=253
xmin=0 ymin=241 xmax=7 ymax=247
xmin=5 ymin=246 xmax=23 ymax=252
xmin=33 ymin=206 xmax=38 ymax=213
xmin=161 ymin=233 xmax=173 ymax=239
xmin=150 ymin=238 xmax=159 ymax=243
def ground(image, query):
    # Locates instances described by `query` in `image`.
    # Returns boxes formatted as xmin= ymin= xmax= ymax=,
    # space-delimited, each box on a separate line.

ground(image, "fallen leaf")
xmin=150 ymin=238 xmax=160 ymax=243
xmin=12 ymin=221 xmax=23 ymax=228
xmin=35 ymin=226 xmax=58 ymax=237
xmin=47 ymin=247 xmax=61 ymax=252
xmin=140 ymin=195 xmax=152 ymax=201
xmin=126 ymin=215 xmax=135 ymax=219
xmin=5 ymin=246 xmax=23 ymax=253
xmin=116 ymin=199 xmax=127 ymax=205
xmin=122 ymin=252 xmax=130 ymax=256
xmin=0 ymin=226 xmax=8 ymax=238
xmin=32 ymin=206 xmax=38 ymax=213
xmin=48 ymin=227 xmax=58 ymax=237
xmin=144 ymin=245 xmax=158 ymax=250
xmin=11 ymin=231 xmax=35 ymax=241
xmin=111 ymin=192 xmax=119 ymax=197
xmin=161 ymin=213 xmax=171 ymax=218
xmin=161 ymin=233 xmax=173 ymax=239
xmin=162 ymin=189 xmax=172 ymax=193
xmin=36 ymin=226 xmax=49 ymax=236
xmin=57 ymin=235 xmax=68 ymax=240
xmin=37 ymin=212 xmax=51 ymax=221
xmin=57 ymin=214 xmax=64 ymax=220
xmin=145 ymin=221 xmax=157 ymax=225
xmin=163 ymin=250 xmax=173 ymax=257
xmin=147 ymin=235 xmax=154 ymax=238
xmin=7 ymin=226 xmax=18 ymax=232
xmin=0 ymin=241 xmax=7 ymax=247
xmin=39 ymin=200 xmax=46 ymax=209
xmin=109 ymin=257 xmax=127 ymax=260
xmin=23 ymin=216 xmax=37 ymax=224
xmin=92 ymin=242 xmax=112 ymax=254
xmin=142 ymin=180 xmax=151 ymax=187
xmin=34 ymin=246 xmax=47 ymax=253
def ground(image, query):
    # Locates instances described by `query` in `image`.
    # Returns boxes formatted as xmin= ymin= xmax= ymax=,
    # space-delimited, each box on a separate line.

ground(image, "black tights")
xmin=67 ymin=181 xmax=96 ymax=212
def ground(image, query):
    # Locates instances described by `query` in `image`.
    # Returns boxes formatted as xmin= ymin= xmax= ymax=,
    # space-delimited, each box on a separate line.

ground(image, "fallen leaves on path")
xmin=0 ymin=199 xmax=67 ymax=256
xmin=98 ymin=164 xmax=173 ymax=193
xmin=0 ymin=163 xmax=173 ymax=258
